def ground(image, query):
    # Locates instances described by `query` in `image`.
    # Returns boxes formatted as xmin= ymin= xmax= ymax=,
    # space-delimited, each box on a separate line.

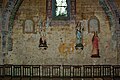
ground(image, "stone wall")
xmin=4 ymin=0 xmax=118 ymax=65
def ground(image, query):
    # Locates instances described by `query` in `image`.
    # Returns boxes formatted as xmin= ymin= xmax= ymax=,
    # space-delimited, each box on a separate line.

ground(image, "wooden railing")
xmin=0 ymin=65 xmax=120 ymax=78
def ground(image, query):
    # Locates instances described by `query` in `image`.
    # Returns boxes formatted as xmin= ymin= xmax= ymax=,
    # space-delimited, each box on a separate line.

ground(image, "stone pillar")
xmin=1 ymin=31 xmax=8 ymax=64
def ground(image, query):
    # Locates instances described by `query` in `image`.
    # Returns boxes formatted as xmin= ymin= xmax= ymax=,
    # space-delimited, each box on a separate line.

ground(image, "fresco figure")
xmin=75 ymin=21 xmax=84 ymax=50
xmin=91 ymin=31 xmax=100 ymax=57
xmin=39 ymin=37 xmax=47 ymax=47
xmin=38 ymin=17 xmax=42 ymax=29
xmin=76 ymin=29 xmax=82 ymax=44
xmin=38 ymin=18 xmax=50 ymax=50
xmin=46 ymin=17 xmax=51 ymax=28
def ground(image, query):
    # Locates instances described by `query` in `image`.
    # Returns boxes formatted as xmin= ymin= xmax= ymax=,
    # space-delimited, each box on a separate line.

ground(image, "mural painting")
xmin=75 ymin=21 xmax=84 ymax=50
xmin=91 ymin=31 xmax=100 ymax=58
xmin=38 ymin=17 xmax=51 ymax=50
xmin=58 ymin=39 xmax=75 ymax=54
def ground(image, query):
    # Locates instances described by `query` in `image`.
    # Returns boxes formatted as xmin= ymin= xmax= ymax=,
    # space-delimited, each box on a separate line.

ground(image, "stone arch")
xmin=1 ymin=0 xmax=16 ymax=64
xmin=1 ymin=0 xmax=23 ymax=64
xmin=8 ymin=0 xmax=24 ymax=51
xmin=99 ymin=0 xmax=120 ymax=64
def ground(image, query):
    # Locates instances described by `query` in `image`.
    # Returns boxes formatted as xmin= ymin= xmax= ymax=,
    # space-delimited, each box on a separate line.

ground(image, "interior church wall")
xmin=3 ymin=0 xmax=118 ymax=65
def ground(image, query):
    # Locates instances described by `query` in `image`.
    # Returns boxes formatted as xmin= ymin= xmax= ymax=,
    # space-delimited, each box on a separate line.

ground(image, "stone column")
xmin=1 ymin=31 xmax=8 ymax=64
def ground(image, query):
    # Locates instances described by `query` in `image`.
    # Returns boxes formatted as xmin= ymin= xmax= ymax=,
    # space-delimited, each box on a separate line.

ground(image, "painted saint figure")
xmin=76 ymin=29 xmax=82 ymax=44
xmin=75 ymin=21 xmax=84 ymax=50
xmin=91 ymin=31 xmax=100 ymax=57
xmin=46 ymin=17 xmax=51 ymax=28
xmin=38 ymin=17 xmax=42 ymax=29
xmin=38 ymin=18 xmax=50 ymax=50
xmin=39 ymin=37 xmax=47 ymax=46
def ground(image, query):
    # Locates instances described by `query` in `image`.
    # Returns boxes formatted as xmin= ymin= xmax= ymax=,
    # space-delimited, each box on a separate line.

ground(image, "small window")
xmin=52 ymin=0 xmax=70 ymax=20
xmin=46 ymin=0 xmax=76 ymax=26
xmin=56 ymin=0 xmax=67 ymax=16
xmin=46 ymin=0 xmax=76 ymax=21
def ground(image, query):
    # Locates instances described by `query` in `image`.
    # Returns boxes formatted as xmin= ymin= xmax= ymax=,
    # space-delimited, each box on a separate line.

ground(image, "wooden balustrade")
xmin=23 ymin=65 xmax=31 ymax=77
xmin=73 ymin=65 xmax=82 ymax=78
xmin=42 ymin=65 xmax=51 ymax=78
xmin=93 ymin=65 xmax=101 ymax=77
xmin=63 ymin=65 xmax=71 ymax=78
xmin=83 ymin=65 xmax=93 ymax=78
xmin=52 ymin=65 xmax=61 ymax=78
xmin=4 ymin=64 xmax=12 ymax=77
xmin=32 ymin=65 xmax=40 ymax=77
xmin=102 ymin=65 xmax=111 ymax=77
xmin=0 ymin=65 xmax=120 ymax=78
xmin=13 ymin=65 xmax=21 ymax=77
xmin=113 ymin=65 xmax=120 ymax=78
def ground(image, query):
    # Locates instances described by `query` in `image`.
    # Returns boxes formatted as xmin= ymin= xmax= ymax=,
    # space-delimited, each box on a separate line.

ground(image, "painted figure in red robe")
xmin=91 ymin=31 xmax=100 ymax=57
